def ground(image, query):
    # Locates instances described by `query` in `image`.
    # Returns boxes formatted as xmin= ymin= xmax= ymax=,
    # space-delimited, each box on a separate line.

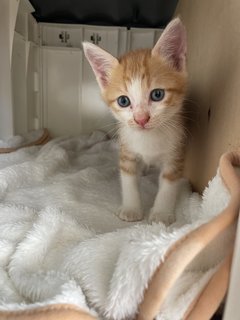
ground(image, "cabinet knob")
xmin=59 ymin=31 xmax=70 ymax=44
xmin=90 ymin=33 xmax=101 ymax=45
xmin=59 ymin=32 xmax=64 ymax=42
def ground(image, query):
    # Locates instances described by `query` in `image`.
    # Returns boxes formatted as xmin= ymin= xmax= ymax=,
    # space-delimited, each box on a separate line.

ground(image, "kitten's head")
xmin=83 ymin=18 xmax=187 ymax=130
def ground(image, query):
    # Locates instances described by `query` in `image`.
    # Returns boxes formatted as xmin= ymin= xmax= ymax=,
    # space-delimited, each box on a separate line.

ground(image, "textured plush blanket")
xmin=0 ymin=131 xmax=235 ymax=319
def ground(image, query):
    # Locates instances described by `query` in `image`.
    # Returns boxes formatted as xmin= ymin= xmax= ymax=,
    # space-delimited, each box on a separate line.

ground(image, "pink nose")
xmin=134 ymin=115 xmax=150 ymax=127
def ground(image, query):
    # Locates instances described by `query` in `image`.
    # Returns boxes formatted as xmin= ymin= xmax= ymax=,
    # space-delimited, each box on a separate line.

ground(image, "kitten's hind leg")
xmin=117 ymin=148 xmax=143 ymax=222
xmin=149 ymin=170 xmax=182 ymax=225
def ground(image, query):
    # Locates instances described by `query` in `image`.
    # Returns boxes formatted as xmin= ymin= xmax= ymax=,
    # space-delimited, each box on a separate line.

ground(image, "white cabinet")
xmin=40 ymin=24 xmax=129 ymax=135
xmin=2 ymin=0 xmax=164 ymax=139
xmin=9 ymin=5 xmax=163 ymax=137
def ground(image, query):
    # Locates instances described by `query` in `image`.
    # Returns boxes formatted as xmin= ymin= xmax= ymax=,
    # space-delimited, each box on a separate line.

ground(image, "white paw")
xmin=148 ymin=209 xmax=175 ymax=225
xmin=116 ymin=207 xmax=143 ymax=222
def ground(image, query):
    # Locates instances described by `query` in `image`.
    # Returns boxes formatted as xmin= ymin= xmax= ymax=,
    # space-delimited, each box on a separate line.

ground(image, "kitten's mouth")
xmin=138 ymin=124 xmax=151 ymax=130
xmin=131 ymin=123 xmax=153 ymax=130
xmin=127 ymin=119 xmax=154 ymax=130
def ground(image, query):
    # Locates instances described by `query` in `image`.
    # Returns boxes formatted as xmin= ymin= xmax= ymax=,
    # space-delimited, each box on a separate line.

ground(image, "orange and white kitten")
xmin=83 ymin=18 xmax=187 ymax=224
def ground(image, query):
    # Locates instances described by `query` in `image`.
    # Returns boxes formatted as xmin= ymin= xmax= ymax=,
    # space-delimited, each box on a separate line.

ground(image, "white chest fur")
xmin=120 ymin=126 xmax=181 ymax=167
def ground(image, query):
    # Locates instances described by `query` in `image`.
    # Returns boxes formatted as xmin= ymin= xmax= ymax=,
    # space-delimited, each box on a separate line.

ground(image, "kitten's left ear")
xmin=82 ymin=42 xmax=119 ymax=91
xmin=152 ymin=17 xmax=187 ymax=71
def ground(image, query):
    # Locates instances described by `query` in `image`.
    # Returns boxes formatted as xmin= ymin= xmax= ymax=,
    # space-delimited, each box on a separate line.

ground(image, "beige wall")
xmin=175 ymin=0 xmax=240 ymax=192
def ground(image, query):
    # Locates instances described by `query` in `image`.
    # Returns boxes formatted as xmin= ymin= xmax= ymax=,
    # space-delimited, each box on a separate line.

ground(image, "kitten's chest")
xmin=121 ymin=128 xmax=174 ymax=166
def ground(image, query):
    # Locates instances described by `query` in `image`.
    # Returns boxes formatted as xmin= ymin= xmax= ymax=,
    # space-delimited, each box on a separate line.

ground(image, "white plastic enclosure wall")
xmin=11 ymin=0 xmax=39 ymax=136
xmin=3 ymin=1 xmax=240 ymax=319
xmin=9 ymin=0 xmax=163 ymax=137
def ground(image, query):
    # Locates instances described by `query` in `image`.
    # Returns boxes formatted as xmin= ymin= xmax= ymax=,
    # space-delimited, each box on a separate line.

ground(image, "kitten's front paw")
xmin=116 ymin=207 xmax=143 ymax=222
xmin=148 ymin=209 xmax=175 ymax=225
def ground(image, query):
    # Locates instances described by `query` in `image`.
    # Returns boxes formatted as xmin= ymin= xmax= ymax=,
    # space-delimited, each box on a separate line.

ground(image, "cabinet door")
xmin=42 ymin=47 xmax=82 ymax=136
xmin=81 ymin=27 xmax=119 ymax=133
xmin=41 ymin=24 xmax=83 ymax=48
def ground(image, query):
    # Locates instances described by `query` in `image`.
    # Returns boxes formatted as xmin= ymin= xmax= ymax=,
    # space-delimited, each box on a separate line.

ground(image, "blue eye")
xmin=150 ymin=89 xmax=165 ymax=101
xmin=117 ymin=96 xmax=131 ymax=108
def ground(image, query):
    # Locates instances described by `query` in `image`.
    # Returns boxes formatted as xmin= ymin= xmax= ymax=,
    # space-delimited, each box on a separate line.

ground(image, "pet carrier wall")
xmin=0 ymin=0 xmax=240 ymax=319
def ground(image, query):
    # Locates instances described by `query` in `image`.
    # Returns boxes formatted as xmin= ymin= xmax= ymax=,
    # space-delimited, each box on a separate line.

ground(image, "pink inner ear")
xmin=83 ymin=43 xmax=118 ymax=89
xmin=86 ymin=50 xmax=110 ymax=87
xmin=164 ymin=30 xmax=186 ymax=71
xmin=152 ymin=18 xmax=187 ymax=71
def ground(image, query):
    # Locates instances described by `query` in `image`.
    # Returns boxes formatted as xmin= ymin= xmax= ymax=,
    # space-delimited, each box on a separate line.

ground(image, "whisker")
xmin=96 ymin=120 xmax=121 ymax=139
xmin=105 ymin=126 xmax=120 ymax=138
xmin=98 ymin=121 xmax=120 ymax=130
xmin=111 ymin=127 xmax=121 ymax=142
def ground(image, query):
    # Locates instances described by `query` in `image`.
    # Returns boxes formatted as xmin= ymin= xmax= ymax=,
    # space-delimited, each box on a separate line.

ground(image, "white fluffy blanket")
xmin=0 ymin=131 xmax=234 ymax=319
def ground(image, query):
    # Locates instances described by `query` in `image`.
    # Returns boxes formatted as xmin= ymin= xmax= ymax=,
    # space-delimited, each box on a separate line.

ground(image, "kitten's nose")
xmin=134 ymin=115 xmax=150 ymax=128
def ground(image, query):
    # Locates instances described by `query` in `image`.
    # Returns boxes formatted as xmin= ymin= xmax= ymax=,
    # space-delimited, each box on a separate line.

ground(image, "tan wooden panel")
xmin=175 ymin=0 xmax=240 ymax=192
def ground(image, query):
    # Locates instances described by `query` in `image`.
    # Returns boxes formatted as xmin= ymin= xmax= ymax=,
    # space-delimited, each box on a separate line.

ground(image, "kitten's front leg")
xmin=117 ymin=147 xmax=143 ymax=222
xmin=149 ymin=169 xmax=182 ymax=225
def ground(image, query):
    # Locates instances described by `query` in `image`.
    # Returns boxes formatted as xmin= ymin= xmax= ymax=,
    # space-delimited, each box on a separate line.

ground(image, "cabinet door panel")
xmin=41 ymin=25 xmax=83 ymax=48
xmin=129 ymin=28 xmax=156 ymax=51
xmin=42 ymin=47 xmax=82 ymax=136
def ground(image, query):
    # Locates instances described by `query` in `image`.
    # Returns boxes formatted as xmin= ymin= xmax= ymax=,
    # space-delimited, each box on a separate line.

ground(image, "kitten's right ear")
xmin=82 ymin=42 xmax=119 ymax=91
